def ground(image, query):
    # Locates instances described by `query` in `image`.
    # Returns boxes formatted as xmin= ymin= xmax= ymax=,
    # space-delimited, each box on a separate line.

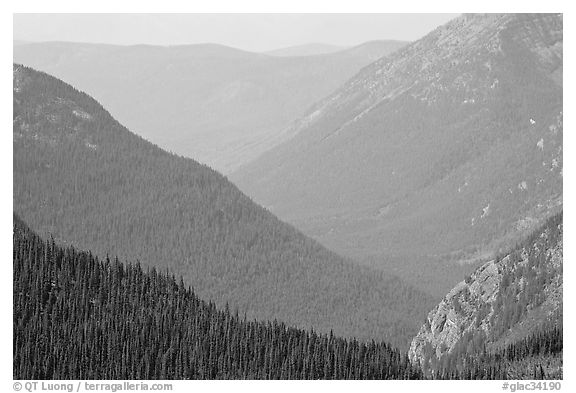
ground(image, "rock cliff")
xmin=409 ymin=213 xmax=562 ymax=369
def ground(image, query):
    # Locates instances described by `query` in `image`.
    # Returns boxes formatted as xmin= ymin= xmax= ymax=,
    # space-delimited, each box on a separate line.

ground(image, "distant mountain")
xmin=13 ymin=214 xmax=420 ymax=380
xmin=265 ymin=43 xmax=348 ymax=57
xmin=409 ymin=213 xmax=562 ymax=378
xmin=264 ymin=41 xmax=408 ymax=59
xmin=339 ymin=40 xmax=408 ymax=62
xmin=13 ymin=40 xmax=32 ymax=46
xmin=232 ymin=14 xmax=563 ymax=296
xmin=13 ymin=64 xmax=435 ymax=348
xmin=13 ymin=40 xmax=406 ymax=173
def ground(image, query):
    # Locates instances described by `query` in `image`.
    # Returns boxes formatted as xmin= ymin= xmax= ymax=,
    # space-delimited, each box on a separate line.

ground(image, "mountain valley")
xmin=232 ymin=14 xmax=563 ymax=296
xmin=14 ymin=40 xmax=407 ymax=173
xmin=12 ymin=13 xmax=564 ymax=381
xmin=13 ymin=64 xmax=434 ymax=349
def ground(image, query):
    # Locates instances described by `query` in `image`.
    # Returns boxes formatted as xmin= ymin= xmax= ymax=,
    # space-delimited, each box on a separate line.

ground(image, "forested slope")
xmin=432 ymin=326 xmax=562 ymax=379
xmin=232 ymin=14 xmax=563 ymax=296
xmin=13 ymin=64 xmax=434 ymax=348
xmin=13 ymin=214 xmax=422 ymax=380
xmin=12 ymin=214 xmax=562 ymax=380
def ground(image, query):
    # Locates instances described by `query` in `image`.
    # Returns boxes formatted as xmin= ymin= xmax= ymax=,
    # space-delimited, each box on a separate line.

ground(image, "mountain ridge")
xmin=13 ymin=63 xmax=434 ymax=348
xmin=264 ymin=43 xmax=348 ymax=57
xmin=231 ymin=13 xmax=563 ymax=296
xmin=14 ymin=39 xmax=407 ymax=173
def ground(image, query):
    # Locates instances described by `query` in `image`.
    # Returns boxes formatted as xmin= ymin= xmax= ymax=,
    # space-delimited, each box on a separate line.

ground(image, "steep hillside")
xmin=12 ymin=65 xmax=435 ymax=348
xmin=409 ymin=213 xmax=562 ymax=376
xmin=13 ymin=214 xmax=421 ymax=380
xmin=13 ymin=212 xmax=560 ymax=380
xmin=13 ymin=40 xmax=406 ymax=173
xmin=232 ymin=14 xmax=563 ymax=295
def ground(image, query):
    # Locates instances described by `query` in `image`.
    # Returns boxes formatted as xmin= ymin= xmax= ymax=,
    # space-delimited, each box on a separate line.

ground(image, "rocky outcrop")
xmin=409 ymin=213 xmax=562 ymax=367
xmin=409 ymin=261 xmax=500 ymax=361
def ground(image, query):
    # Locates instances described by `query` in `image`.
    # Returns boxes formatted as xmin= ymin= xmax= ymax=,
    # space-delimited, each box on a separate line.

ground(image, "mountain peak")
xmin=307 ymin=13 xmax=561 ymax=125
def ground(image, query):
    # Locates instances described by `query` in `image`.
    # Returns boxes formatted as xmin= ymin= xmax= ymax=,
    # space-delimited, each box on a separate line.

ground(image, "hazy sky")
xmin=14 ymin=13 xmax=458 ymax=52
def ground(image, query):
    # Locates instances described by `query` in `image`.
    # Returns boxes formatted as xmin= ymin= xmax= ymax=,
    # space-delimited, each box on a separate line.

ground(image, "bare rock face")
xmin=409 ymin=214 xmax=563 ymax=367
xmin=409 ymin=261 xmax=501 ymax=361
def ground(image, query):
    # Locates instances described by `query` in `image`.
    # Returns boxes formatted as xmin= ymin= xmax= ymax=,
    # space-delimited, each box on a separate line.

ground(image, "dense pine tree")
xmin=13 ymin=214 xmax=561 ymax=380
xmin=434 ymin=326 xmax=562 ymax=380
xmin=13 ymin=214 xmax=423 ymax=380
xmin=13 ymin=64 xmax=435 ymax=348
xmin=12 ymin=62 xmax=563 ymax=382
